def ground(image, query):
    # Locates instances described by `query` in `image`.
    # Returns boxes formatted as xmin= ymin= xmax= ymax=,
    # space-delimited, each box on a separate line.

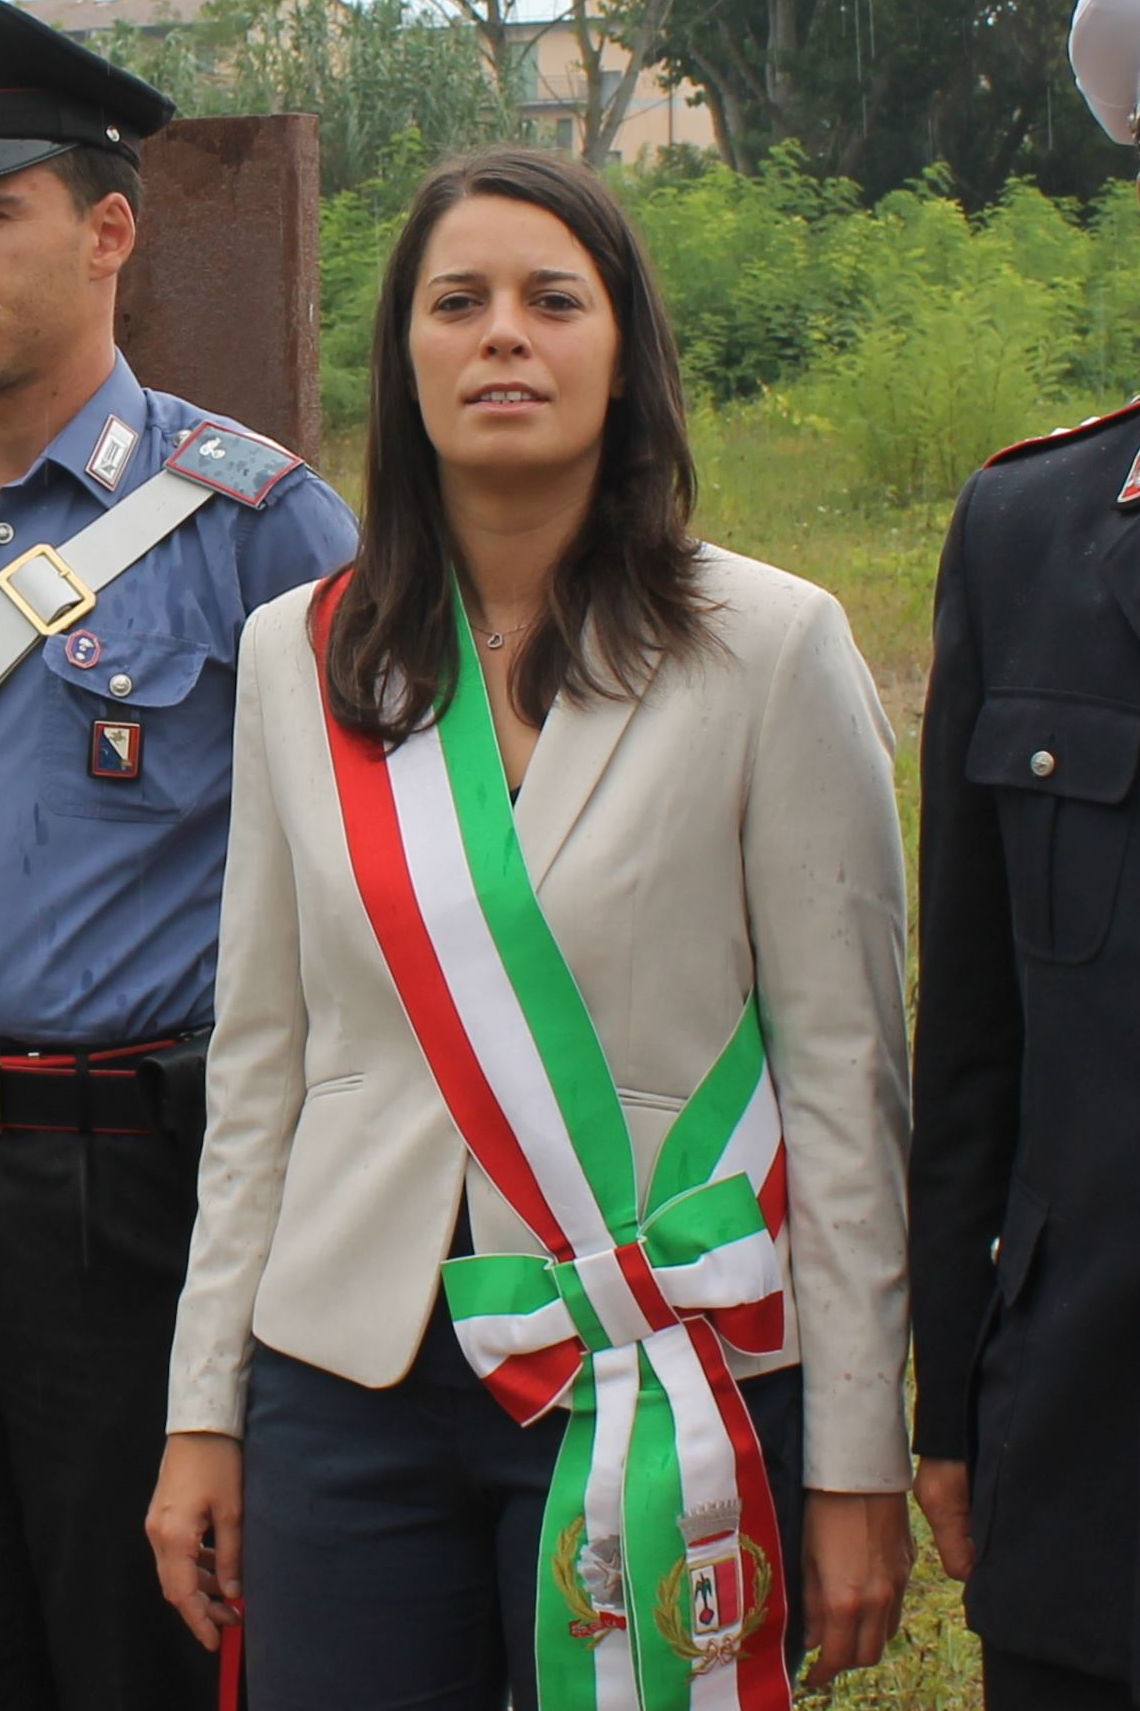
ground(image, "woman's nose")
xmin=480 ymin=300 xmax=530 ymax=358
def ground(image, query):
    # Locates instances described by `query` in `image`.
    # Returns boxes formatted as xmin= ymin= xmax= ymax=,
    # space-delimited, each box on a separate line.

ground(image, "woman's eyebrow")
xmin=425 ymin=268 xmax=591 ymax=288
xmin=426 ymin=269 xmax=484 ymax=287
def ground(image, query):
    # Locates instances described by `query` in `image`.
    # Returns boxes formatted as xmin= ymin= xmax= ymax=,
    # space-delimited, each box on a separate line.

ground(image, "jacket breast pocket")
xmin=966 ymin=692 xmax=1140 ymax=963
xmin=39 ymin=630 xmax=211 ymax=822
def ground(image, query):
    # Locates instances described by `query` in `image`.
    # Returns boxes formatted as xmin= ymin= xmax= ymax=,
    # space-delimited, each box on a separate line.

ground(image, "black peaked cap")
xmin=0 ymin=0 xmax=175 ymax=178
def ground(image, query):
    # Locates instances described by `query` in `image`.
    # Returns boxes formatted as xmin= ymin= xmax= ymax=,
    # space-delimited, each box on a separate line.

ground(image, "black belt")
xmin=0 ymin=1036 xmax=205 ymax=1136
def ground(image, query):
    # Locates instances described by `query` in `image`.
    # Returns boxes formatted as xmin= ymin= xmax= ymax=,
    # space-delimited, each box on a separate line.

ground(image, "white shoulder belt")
xmin=0 ymin=468 xmax=215 ymax=685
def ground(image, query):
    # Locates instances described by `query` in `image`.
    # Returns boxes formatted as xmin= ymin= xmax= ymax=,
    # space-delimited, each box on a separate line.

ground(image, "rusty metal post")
xmin=115 ymin=113 xmax=323 ymax=467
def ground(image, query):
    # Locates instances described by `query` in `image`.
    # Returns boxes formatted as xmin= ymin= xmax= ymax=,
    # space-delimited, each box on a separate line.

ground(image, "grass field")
xmin=688 ymin=405 xmax=981 ymax=1710
xmin=321 ymin=411 xmax=983 ymax=1708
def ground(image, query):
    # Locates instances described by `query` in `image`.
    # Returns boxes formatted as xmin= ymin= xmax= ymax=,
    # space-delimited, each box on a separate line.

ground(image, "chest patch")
xmin=165 ymin=421 xmax=302 ymax=508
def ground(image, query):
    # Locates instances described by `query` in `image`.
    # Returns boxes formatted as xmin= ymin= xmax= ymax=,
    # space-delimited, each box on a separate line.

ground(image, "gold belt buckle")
xmin=0 ymin=543 xmax=96 ymax=636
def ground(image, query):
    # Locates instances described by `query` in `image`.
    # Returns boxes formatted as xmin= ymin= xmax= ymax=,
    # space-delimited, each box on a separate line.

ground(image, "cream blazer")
xmin=168 ymin=545 xmax=911 ymax=1492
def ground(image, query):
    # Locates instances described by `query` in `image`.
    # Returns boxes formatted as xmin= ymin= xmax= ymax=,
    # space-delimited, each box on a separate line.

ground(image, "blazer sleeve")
xmin=166 ymin=606 xmax=308 ymax=1437
xmin=744 ymin=586 xmax=911 ymax=1492
xmin=910 ymin=474 xmax=1023 ymax=1461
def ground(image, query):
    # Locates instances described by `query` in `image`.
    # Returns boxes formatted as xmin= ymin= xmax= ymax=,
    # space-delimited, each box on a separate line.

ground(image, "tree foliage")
xmin=322 ymin=144 xmax=1140 ymax=495
xmin=91 ymin=0 xmax=515 ymax=199
xmin=633 ymin=0 xmax=1129 ymax=206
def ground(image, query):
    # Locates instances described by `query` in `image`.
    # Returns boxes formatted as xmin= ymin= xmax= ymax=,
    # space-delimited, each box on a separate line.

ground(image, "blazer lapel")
xmin=514 ymin=632 xmax=661 ymax=893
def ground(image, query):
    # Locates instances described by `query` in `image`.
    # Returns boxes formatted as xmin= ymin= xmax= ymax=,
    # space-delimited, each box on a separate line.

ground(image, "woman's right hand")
xmin=146 ymin=1431 xmax=244 ymax=1650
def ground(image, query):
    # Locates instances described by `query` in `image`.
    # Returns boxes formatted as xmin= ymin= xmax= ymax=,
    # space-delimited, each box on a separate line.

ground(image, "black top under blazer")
xmin=911 ymin=399 xmax=1140 ymax=1690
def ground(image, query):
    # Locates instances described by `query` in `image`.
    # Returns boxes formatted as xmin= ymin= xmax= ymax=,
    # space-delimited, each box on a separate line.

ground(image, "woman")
xmin=148 ymin=148 xmax=913 ymax=1711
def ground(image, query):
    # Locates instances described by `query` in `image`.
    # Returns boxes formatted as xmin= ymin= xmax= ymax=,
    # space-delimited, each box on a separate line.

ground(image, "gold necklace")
xmin=468 ymin=617 xmax=536 ymax=651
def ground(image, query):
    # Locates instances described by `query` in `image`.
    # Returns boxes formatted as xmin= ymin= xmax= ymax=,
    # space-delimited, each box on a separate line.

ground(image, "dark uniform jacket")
xmin=911 ymin=399 xmax=1140 ymax=1690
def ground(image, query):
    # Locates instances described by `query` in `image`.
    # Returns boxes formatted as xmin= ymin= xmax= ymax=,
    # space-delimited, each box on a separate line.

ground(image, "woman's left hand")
xmin=800 ymin=1489 xmax=915 ymax=1689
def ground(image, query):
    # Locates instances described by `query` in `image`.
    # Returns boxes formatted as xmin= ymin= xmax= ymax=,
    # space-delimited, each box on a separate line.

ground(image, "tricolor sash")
xmin=313 ymin=576 xmax=794 ymax=1711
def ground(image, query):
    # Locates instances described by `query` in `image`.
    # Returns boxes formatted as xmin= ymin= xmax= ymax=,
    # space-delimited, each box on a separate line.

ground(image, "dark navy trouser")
xmin=242 ymin=1340 xmax=805 ymax=1711
xmin=0 ymin=1127 xmax=217 ymax=1711
xmin=982 ymin=1646 xmax=1135 ymax=1709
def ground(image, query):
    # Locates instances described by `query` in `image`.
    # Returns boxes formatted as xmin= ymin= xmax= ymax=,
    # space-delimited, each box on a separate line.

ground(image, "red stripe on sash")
xmin=614 ymin=1240 xmax=678 ymax=1332
xmin=484 ymin=1340 xmax=584 ymax=1425
xmin=712 ymin=1292 xmax=784 ymax=1357
xmin=687 ymin=1318 xmax=791 ymax=1707
xmin=311 ymin=581 xmax=571 ymax=1260
xmin=759 ymin=1142 xmax=787 ymax=1238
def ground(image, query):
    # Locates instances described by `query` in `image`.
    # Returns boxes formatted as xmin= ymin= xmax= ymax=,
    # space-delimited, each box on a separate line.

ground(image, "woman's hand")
xmin=800 ymin=1489 xmax=914 ymax=1689
xmin=146 ymin=1432 xmax=244 ymax=1651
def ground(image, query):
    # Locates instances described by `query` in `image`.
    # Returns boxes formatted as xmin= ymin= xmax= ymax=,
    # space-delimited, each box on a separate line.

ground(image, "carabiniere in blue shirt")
xmin=0 ymin=352 xmax=359 ymax=1045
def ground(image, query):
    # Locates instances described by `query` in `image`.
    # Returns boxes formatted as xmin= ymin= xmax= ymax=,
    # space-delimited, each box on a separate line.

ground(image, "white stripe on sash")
xmin=451 ymin=1297 xmax=577 ymax=1377
xmin=644 ymin=1326 xmax=749 ymax=1711
xmin=387 ymin=728 xmax=613 ymax=1254
xmin=705 ymin=1063 xmax=782 ymax=1200
xmin=585 ymin=1347 xmax=641 ymax=1711
xmin=656 ymin=1230 xmax=783 ymax=1317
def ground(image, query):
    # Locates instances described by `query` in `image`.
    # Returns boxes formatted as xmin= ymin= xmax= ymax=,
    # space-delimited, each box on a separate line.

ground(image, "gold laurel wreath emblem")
xmin=653 ymin=1536 xmax=772 ymax=1675
xmin=553 ymin=1517 xmax=613 ymax=1651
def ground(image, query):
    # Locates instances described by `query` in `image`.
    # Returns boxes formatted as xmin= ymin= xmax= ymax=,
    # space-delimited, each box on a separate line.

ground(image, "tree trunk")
xmin=575 ymin=0 xmax=674 ymax=168
xmin=766 ymin=0 xmax=798 ymax=137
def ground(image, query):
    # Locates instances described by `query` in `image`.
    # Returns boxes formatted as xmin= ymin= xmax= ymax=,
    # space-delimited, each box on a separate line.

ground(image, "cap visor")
xmin=0 ymin=139 xmax=76 ymax=180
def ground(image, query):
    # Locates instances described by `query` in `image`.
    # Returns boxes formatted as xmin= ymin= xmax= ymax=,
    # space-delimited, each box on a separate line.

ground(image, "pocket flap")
xmin=967 ymin=693 xmax=1140 ymax=804
xmin=996 ymin=1176 xmax=1048 ymax=1306
xmin=42 ymin=630 xmax=208 ymax=708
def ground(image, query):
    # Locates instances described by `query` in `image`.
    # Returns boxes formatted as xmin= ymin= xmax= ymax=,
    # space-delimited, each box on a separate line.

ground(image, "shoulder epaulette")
xmin=164 ymin=420 xmax=303 ymax=508
xmin=985 ymin=397 xmax=1140 ymax=469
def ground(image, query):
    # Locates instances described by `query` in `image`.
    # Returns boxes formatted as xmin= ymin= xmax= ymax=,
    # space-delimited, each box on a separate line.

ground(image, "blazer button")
xmin=1030 ymin=750 xmax=1056 ymax=779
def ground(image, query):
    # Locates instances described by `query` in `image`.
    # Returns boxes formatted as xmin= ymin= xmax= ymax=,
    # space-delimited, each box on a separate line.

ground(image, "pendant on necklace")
xmin=485 ymin=632 xmax=506 ymax=650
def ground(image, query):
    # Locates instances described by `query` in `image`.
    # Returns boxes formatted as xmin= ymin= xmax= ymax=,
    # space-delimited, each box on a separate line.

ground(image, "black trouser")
xmin=983 ymin=1644 xmax=1135 ymax=1709
xmin=241 ymin=1341 xmax=805 ymax=1711
xmin=0 ymin=1126 xmax=216 ymax=1711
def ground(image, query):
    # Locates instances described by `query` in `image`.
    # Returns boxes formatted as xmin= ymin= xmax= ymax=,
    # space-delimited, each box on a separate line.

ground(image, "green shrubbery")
xmin=320 ymin=144 xmax=1140 ymax=498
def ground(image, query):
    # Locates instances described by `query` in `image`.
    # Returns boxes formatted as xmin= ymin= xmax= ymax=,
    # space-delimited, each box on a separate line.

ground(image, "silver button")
xmin=990 ymin=1236 xmax=1002 ymax=1266
xmin=106 ymin=125 xmax=121 ymax=143
xmin=0 ymin=523 xmax=13 ymax=546
xmin=108 ymin=672 xmax=133 ymax=698
xmin=1030 ymin=750 xmax=1056 ymax=779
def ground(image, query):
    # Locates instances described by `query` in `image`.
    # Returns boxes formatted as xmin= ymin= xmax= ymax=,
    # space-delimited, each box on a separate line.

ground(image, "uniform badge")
xmin=64 ymin=629 xmax=102 ymax=669
xmin=85 ymin=415 xmax=139 ymax=493
xmin=1118 ymin=445 xmax=1140 ymax=506
xmin=89 ymin=720 xmax=143 ymax=781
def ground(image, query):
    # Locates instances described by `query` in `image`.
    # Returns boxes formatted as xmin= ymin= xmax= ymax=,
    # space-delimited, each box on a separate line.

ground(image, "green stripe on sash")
xmin=646 ymin=997 xmax=765 ymax=1218
xmin=622 ymin=1351 xmax=691 ymax=1710
xmin=437 ymin=588 xmax=638 ymax=1239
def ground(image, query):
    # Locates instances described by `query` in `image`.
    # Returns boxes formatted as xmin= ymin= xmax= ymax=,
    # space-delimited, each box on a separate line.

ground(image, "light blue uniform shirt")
xmin=0 ymin=353 xmax=359 ymax=1045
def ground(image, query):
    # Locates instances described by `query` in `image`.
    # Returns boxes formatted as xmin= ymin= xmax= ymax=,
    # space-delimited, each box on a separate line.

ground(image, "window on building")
xmin=555 ymin=115 xmax=575 ymax=150
xmin=599 ymin=69 xmax=623 ymax=107
xmin=512 ymin=40 xmax=539 ymax=104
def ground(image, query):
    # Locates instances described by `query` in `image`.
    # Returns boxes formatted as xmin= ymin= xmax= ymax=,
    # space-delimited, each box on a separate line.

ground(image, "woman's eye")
xmin=536 ymin=292 xmax=579 ymax=312
xmin=435 ymin=292 xmax=478 ymax=312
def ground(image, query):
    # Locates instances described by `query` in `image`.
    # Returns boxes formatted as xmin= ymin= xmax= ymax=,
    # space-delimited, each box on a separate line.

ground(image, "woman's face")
xmin=407 ymin=194 xmax=622 ymax=494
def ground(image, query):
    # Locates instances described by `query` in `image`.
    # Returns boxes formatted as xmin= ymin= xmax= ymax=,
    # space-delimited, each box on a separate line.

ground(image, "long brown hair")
xmin=322 ymin=146 xmax=709 ymax=742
